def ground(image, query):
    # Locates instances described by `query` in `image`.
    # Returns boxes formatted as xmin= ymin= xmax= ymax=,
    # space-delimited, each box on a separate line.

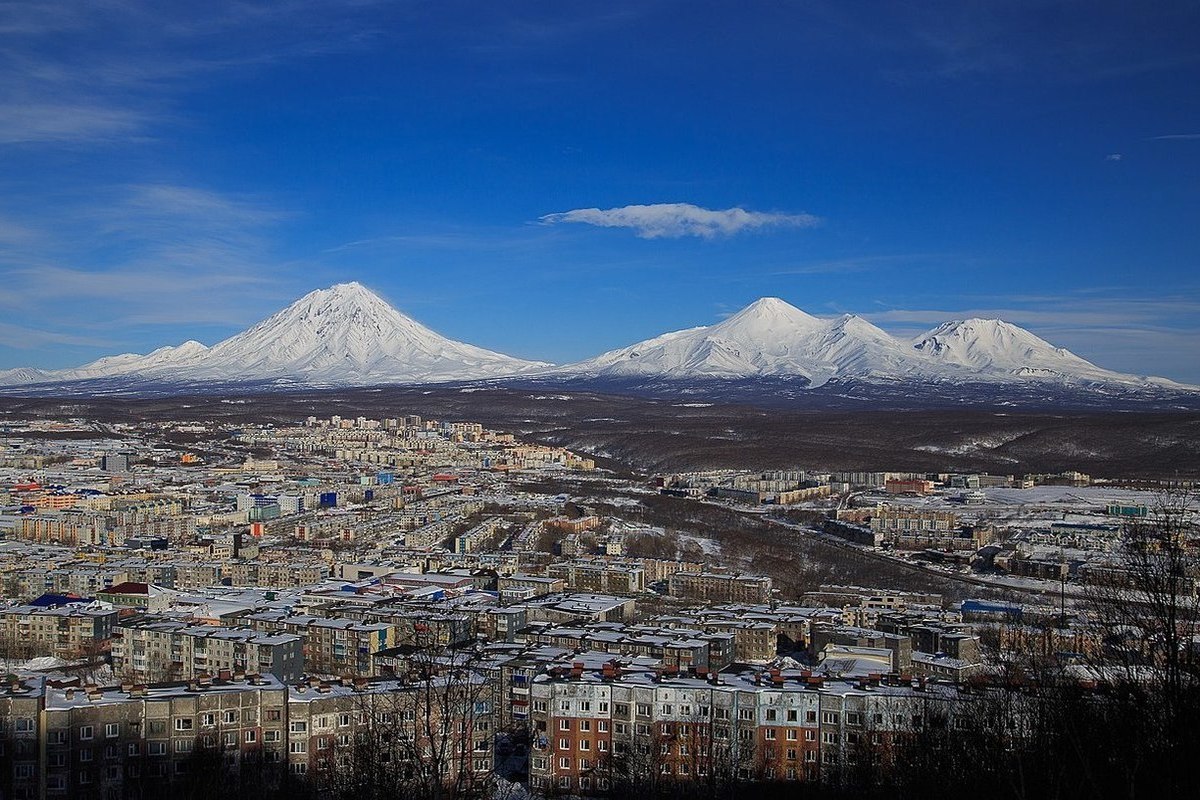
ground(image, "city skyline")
xmin=1 ymin=2 xmax=1198 ymax=381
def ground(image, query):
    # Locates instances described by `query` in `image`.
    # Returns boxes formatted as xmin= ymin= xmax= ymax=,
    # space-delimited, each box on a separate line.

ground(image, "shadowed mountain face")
xmin=3 ymin=387 xmax=1197 ymax=478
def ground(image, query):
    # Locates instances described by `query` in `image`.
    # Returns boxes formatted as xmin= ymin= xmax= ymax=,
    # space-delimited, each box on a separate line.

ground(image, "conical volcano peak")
xmin=284 ymin=282 xmax=398 ymax=319
xmin=715 ymin=296 xmax=822 ymax=334
xmin=191 ymin=283 xmax=549 ymax=382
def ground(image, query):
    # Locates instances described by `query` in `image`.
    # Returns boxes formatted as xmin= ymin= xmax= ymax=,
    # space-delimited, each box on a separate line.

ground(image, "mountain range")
xmin=0 ymin=282 xmax=1193 ymax=403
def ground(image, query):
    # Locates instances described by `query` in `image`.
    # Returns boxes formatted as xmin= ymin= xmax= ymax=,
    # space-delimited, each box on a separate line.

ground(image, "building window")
xmin=245 ymin=730 xmax=258 ymax=743
xmin=79 ymin=725 xmax=94 ymax=740
xmin=579 ymin=720 xmax=590 ymax=732
xmin=174 ymin=719 xmax=193 ymax=732
xmin=559 ymin=720 xmax=570 ymax=731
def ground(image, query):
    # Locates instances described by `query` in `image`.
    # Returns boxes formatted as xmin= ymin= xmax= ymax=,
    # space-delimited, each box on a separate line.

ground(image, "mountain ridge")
xmin=0 ymin=285 xmax=1193 ymax=397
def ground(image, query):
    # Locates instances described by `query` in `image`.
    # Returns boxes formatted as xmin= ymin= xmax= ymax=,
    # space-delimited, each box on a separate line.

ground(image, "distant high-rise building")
xmin=100 ymin=452 xmax=129 ymax=473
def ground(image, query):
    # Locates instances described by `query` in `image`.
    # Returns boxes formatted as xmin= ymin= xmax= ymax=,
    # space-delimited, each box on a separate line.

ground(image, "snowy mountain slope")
xmin=60 ymin=341 xmax=211 ymax=381
xmin=909 ymin=319 xmax=1182 ymax=387
xmin=558 ymin=298 xmax=936 ymax=386
xmin=185 ymin=282 xmax=549 ymax=383
xmin=1 ymin=283 xmax=549 ymax=387
xmin=0 ymin=367 xmax=54 ymax=385
xmin=558 ymin=297 xmax=829 ymax=381
xmin=556 ymin=298 xmax=1189 ymax=390
xmin=0 ymin=288 xmax=1191 ymax=394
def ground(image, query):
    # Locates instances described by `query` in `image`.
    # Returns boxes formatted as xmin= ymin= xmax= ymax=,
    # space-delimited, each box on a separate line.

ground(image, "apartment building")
xmin=547 ymin=561 xmax=647 ymax=595
xmin=0 ymin=603 xmax=117 ymax=660
xmin=869 ymin=506 xmax=989 ymax=551
xmin=112 ymin=620 xmax=304 ymax=683
xmin=885 ymin=479 xmax=936 ymax=496
xmin=284 ymin=674 xmax=495 ymax=784
xmin=498 ymin=574 xmax=566 ymax=600
xmin=0 ymin=671 xmax=493 ymax=800
xmin=527 ymin=663 xmax=942 ymax=793
xmin=668 ymin=572 xmax=773 ymax=604
xmin=869 ymin=505 xmax=957 ymax=535
xmin=527 ymin=623 xmax=737 ymax=671
xmin=242 ymin=612 xmax=394 ymax=677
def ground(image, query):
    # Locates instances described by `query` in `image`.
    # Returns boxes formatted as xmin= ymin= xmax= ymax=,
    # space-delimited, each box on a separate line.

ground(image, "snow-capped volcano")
xmin=556 ymin=297 xmax=1183 ymax=390
xmin=909 ymin=318 xmax=1163 ymax=385
xmin=558 ymin=297 xmax=932 ymax=386
xmin=187 ymin=282 xmax=548 ymax=383
xmin=1 ymin=283 xmax=548 ymax=387
xmin=0 ymin=288 xmax=1191 ymax=399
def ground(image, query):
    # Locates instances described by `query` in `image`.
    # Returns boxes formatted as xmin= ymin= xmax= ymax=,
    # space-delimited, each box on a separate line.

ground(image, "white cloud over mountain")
xmin=539 ymin=203 xmax=820 ymax=238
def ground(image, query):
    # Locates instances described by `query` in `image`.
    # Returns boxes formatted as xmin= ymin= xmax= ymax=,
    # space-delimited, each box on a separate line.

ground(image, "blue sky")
xmin=1 ymin=1 xmax=1198 ymax=381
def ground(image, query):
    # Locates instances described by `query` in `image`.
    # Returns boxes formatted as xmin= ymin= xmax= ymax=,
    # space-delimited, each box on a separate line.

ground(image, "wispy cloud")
xmin=538 ymin=203 xmax=820 ymax=239
xmin=0 ymin=103 xmax=153 ymax=145
xmin=0 ymin=182 xmax=296 ymax=334
xmin=0 ymin=320 xmax=111 ymax=349
xmin=1150 ymin=133 xmax=1200 ymax=140
xmin=0 ymin=1 xmax=385 ymax=146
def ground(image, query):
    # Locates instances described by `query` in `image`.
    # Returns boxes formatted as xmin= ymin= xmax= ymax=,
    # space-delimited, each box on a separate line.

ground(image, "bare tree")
xmin=325 ymin=644 xmax=494 ymax=800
